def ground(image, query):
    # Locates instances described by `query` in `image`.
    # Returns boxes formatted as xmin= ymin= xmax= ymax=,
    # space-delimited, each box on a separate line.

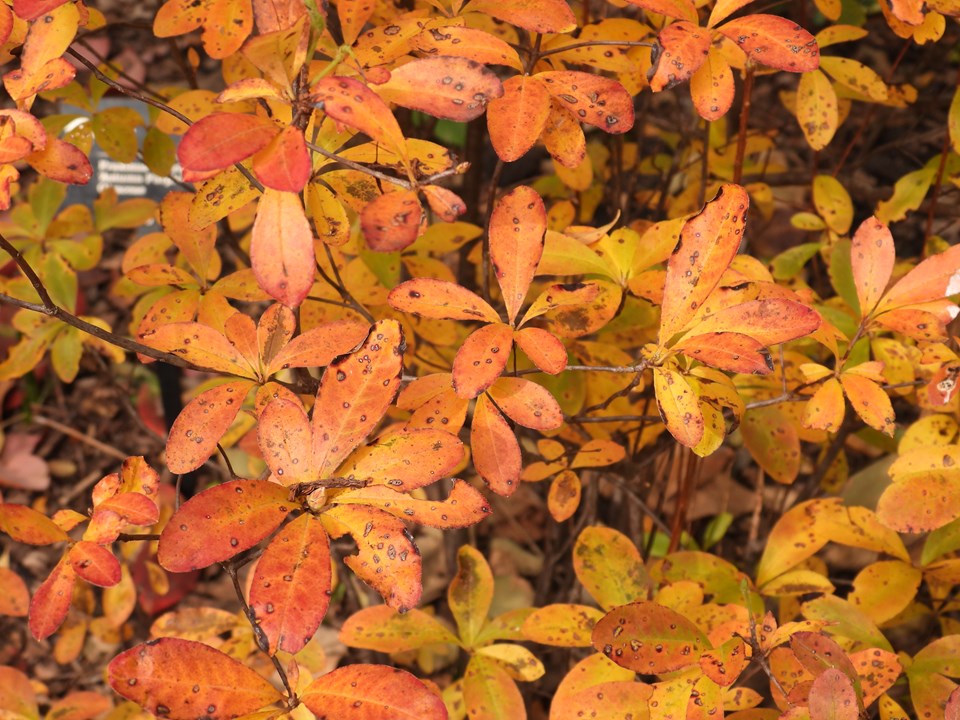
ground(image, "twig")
xmin=31 ymin=414 xmax=129 ymax=461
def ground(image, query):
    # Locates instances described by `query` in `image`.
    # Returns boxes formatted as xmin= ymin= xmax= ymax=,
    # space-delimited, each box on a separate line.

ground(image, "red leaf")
xmin=250 ymin=513 xmax=331 ymax=655
xmin=301 ymin=665 xmax=447 ymax=720
xmin=488 ymin=377 xmax=564 ymax=430
xmin=157 ymin=480 xmax=294 ymax=572
xmin=488 ymin=75 xmax=551 ymax=162
xmin=252 ymin=125 xmax=310 ymax=192
xmin=251 ymin=189 xmax=316 ymax=308
xmin=334 ymin=480 xmax=491 ymax=528
xmin=68 ymin=541 xmax=121 ymax=587
xmin=649 ymin=21 xmax=711 ymax=92
xmin=108 ymin=638 xmax=283 ymax=720
xmin=538 ymin=71 xmax=635 ymax=134
xmin=312 ymin=320 xmax=405 ymax=478
xmin=465 ymin=0 xmax=577 ymax=33
xmin=718 ymin=15 xmax=820 ymax=72
xmin=361 ymin=189 xmax=424 ymax=252
xmin=177 ymin=113 xmax=277 ymax=173
xmin=660 ymin=184 xmax=749 ymax=342
xmin=258 ymin=397 xmax=314 ymax=485
xmin=166 ymin=380 xmax=254 ymax=475
xmin=312 ymin=76 xmax=406 ymax=154
xmin=489 ymin=185 xmax=546 ymax=325
xmin=0 ymin=503 xmax=69 ymax=545
xmin=388 ymin=278 xmax=501 ymax=323
xmin=340 ymin=428 xmax=464 ymax=491
xmin=324 ymin=504 xmax=421 ymax=612
xmin=452 ymin=322 xmax=514 ymax=399
xmin=28 ymin=554 xmax=76 ymax=640
xmin=471 ymin=394 xmax=522 ymax=496
xmin=377 ymin=57 xmax=504 ymax=122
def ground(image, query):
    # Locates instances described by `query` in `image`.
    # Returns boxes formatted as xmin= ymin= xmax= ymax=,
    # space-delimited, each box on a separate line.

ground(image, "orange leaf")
xmin=340 ymin=605 xmax=459 ymax=652
xmin=421 ymin=185 xmax=467 ymax=222
xmin=571 ymin=439 xmax=627 ymax=469
xmin=157 ymin=479 xmax=294 ymax=572
xmin=337 ymin=0 xmax=375 ymax=44
xmin=177 ymin=113 xmax=277 ymax=173
xmin=154 ymin=0 xmax=253 ymax=58
xmin=27 ymin=137 xmax=92 ymax=185
xmin=490 ymin=185 xmax=547 ymax=324
xmin=13 ymin=0 xmax=70 ymax=21
xmin=312 ymin=320 xmax=405 ymax=478
xmin=68 ymin=541 xmax=120 ymax=588
xmin=514 ymin=327 xmax=568 ymax=374
xmin=471 ymin=394 xmax=522 ymax=496
xmin=653 ymin=367 xmax=705 ymax=449
xmin=521 ymin=282 xmax=601 ymax=324
xmin=687 ymin=298 xmax=821 ymax=346
xmin=0 ymin=503 xmax=69 ymax=545
xmin=700 ymin=638 xmax=748 ymax=687
xmin=878 ymin=475 xmax=960 ymax=533
xmin=139 ymin=323 xmax=252 ymax=376
xmin=548 ymin=470 xmax=581 ymax=522
xmin=552 ymin=682 xmax=655 ymax=720
xmin=674 ymin=332 xmax=773 ymax=374
xmin=452 ymin=322 xmax=514 ymax=399
xmin=108 ymin=638 xmax=282 ymax=720
xmin=649 ymin=21 xmax=711 ymax=92
xmin=0 ymin=567 xmax=29 ymax=617
xmin=623 ymin=0 xmax=697 ymax=21
xmin=803 ymin=377 xmax=845 ymax=433
xmin=707 ymin=0 xmax=760 ymax=26
xmin=487 ymin=377 xmax=564 ymax=430
xmin=167 ymin=380 xmax=254 ymax=475
xmin=413 ymin=25 xmax=523 ymax=70
xmin=851 ymin=216 xmax=894 ymax=318
xmin=251 ymin=189 xmax=316 ymax=308
xmin=360 ymin=189 xmax=424 ymax=252
xmin=312 ymin=76 xmax=405 ymax=154
xmin=252 ymin=125 xmax=310 ymax=192
xmin=388 ymin=278 xmax=501 ymax=322
xmin=466 ymin=0 xmax=577 ymax=33
xmin=258 ymin=397 xmax=314 ymax=485
xmin=267 ymin=320 xmax=369 ymax=375
xmin=538 ymin=71 xmax=635 ymax=134
xmin=323 ymin=504 xmax=421 ymax=611
xmin=840 ymin=373 xmax=895 ymax=436
xmin=718 ymin=14 xmax=820 ymax=72
xmin=876 ymin=243 xmax=960 ymax=314
xmin=377 ymin=57 xmax=503 ymax=122
xmin=28 ymin=554 xmax=76 ymax=640
xmin=301 ymin=665 xmax=446 ymax=720
xmin=808 ymin=668 xmax=859 ymax=720
xmin=592 ymin=601 xmax=708 ymax=673
xmin=487 ymin=75 xmax=551 ymax=163
xmin=250 ymin=513 xmax=331 ymax=655
xmin=449 ymin=544 xmax=494 ymax=648
xmin=335 ymin=480 xmax=490 ymax=528
xmin=659 ymin=183 xmax=749 ymax=342
xmin=339 ymin=429 xmax=464 ymax=491
xmin=252 ymin=0 xmax=306 ymax=32
xmin=541 ymin=99 xmax=587 ymax=169
xmin=690 ymin=49 xmax=735 ymax=120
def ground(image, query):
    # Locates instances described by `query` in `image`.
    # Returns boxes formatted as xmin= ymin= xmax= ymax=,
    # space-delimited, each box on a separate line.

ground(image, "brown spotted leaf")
xmin=487 ymin=75 xmax=551 ymax=163
xmin=522 ymin=603 xmax=603 ymax=647
xmin=323 ymin=504 xmax=421 ymax=612
xmin=312 ymin=320 xmax=405 ymax=479
xmin=108 ymin=638 xmax=282 ymax=720
xmin=592 ymin=601 xmax=709 ymax=674
xmin=466 ymin=0 xmax=577 ymax=33
xmin=797 ymin=68 xmax=838 ymax=150
xmin=541 ymin=99 xmax=587 ymax=169
xmin=258 ymin=397 xmax=314 ymax=485
xmin=413 ymin=25 xmax=523 ymax=69
xmin=700 ymin=637 xmax=748 ymax=687
xmin=659 ymin=184 xmax=749 ymax=343
xmin=839 ymin=373 xmax=895 ymax=436
xmin=301 ymin=665 xmax=447 ymax=720
xmin=0 ymin=503 xmax=69 ymax=545
xmin=653 ymin=366 xmax=705 ymax=449
xmin=312 ymin=76 xmax=406 ymax=154
xmin=339 ymin=429 xmax=464 ymax=491
xmin=138 ymin=323 xmax=253 ymax=376
xmin=489 ymin=185 xmax=546 ymax=325
xmin=674 ymin=332 xmax=773 ymax=374
xmin=452 ymin=323 xmax=514 ymax=399
xmin=876 ymin=243 xmax=960 ymax=314
xmin=421 ymin=185 xmax=466 ymax=222
xmin=547 ymin=470 xmax=581 ymax=522
xmin=685 ymin=298 xmax=821 ymax=346
xmin=649 ymin=21 xmax=711 ymax=92
xmin=691 ymin=49 xmax=735 ymax=120
xmin=68 ymin=541 xmax=121 ymax=588
xmin=157 ymin=480 xmax=294 ymax=572
xmin=267 ymin=320 xmax=368 ymax=375
xmin=487 ymin=377 xmax=563 ymax=430
xmin=573 ymin=526 xmax=651 ymax=610
xmin=376 ymin=57 xmax=503 ymax=122
xmin=624 ymin=0 xmax=697 ymax=21
xmin=167 ymin=380 xmax=254 ymax=475
xmin=360 ymin=189 xmax=424 ymax=253
xmin=537 ymin=71 xmax=635 ymax=134
xmin=388 ymin=278 xmax=501 ymax=323
xmin=333 ymin=480 xmax=490 ymax=529
xmin=471 ymin=394 xmax=522 ymax=496
xmin=741 ymin=405 xmax=801 ymax=483
xmin=803 ymin=377 xmax=845 ymax=433
xmin=250 ymin=513 xmax=332 ymax=655
xmin=717 ymin=14 xmax=820 ymax=72
xmin=449 ymin=544 xmax=494 ymax=647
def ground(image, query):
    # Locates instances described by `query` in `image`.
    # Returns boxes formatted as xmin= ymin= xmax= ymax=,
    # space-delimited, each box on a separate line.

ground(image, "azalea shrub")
xmin=1 ymin=0 xmax=960 ymax=718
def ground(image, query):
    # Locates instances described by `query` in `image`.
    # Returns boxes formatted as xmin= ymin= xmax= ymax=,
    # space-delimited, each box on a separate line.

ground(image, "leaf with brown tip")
xmin=167 ymin=380 xmax=254 ymax=475
xmin=376 ymin=57 xmax=504 ymax=122
xmin=250 ymin=513 xmax=331 ymax=655
xmin=323 ymin=504 xmax=421 ymax=612
xmin=538 ymin=71 xmax=635 ymax=134
xmin=157 ymin=480 xmax=294 ymax=572
xmin=108 ymin=638 xmax=282 ymax=720
xmin=452 ymin=322 xmax=514 ymax=399
xmin=471 ymin=394 xmax=522 ymax=496
xmin=487 ymin=75 xmax=551 ymax=163
xmin=312 ymin=320 xmax=405 ymax=479
xmin=251 ymin=189 xmax=316 ymax=308
xmin=301 ymin=665 xmax=446 ymax=720
xmin=388 ymin=278 xmax=501 ymax=322
xmin=659 ymin=184 xmax=749 ymax=343
xmin=360 ymin=189 xmax=423 ymax=252
xmin=489 ymin=185 xmax=547 ymax=325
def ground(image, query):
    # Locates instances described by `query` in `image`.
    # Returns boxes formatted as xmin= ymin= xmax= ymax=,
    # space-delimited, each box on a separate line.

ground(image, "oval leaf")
xmin=488 ymin=75 xmax=551 ymax=163
xmin=68 ymin=541 xmax=121 ymax=587
xmin=650 ymin=21 xmax=711 ymax=92
xmin=471 ymin=394 xmax=522 ymax=496
xmin=177 ymin=113 xmax=277 ymax=173
xmin=388 ymin=278 xmax=500 ymax=323
xmin=167 ymin=380 xmax=253 ymax=475
xmin=851 ymin=216 xmax=894 ymax=318
xmin=538 ymin=71 xmax=635 ymax=133
xmin=312 ymin=77 xmax=405 ymax=154
xmin=251 ymin=189 xmax=316 ymax=308
xmin=452 ymin=322 xmax=514 ymax=399
xmin=487 ymin=377 xmax=564 ymax=430
xmin=718 ymin=15 xmax=820 ymax=72
xmin=377 ymin=57 xmax=504 ymax=122
xmin=301 ymin=664 xmax=446 ymax=720
xmin=489 ymin=185 xmax=546 ymax=325
xmin=29 ymin=554 xmax=76 ymax=640
xmin=592 ymin=601 xmax=708 ymax=674
xmin=361 ymin=189 xmax=423 ymax=252
xmin=573 ymin=526 xmax=651 ymax=610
